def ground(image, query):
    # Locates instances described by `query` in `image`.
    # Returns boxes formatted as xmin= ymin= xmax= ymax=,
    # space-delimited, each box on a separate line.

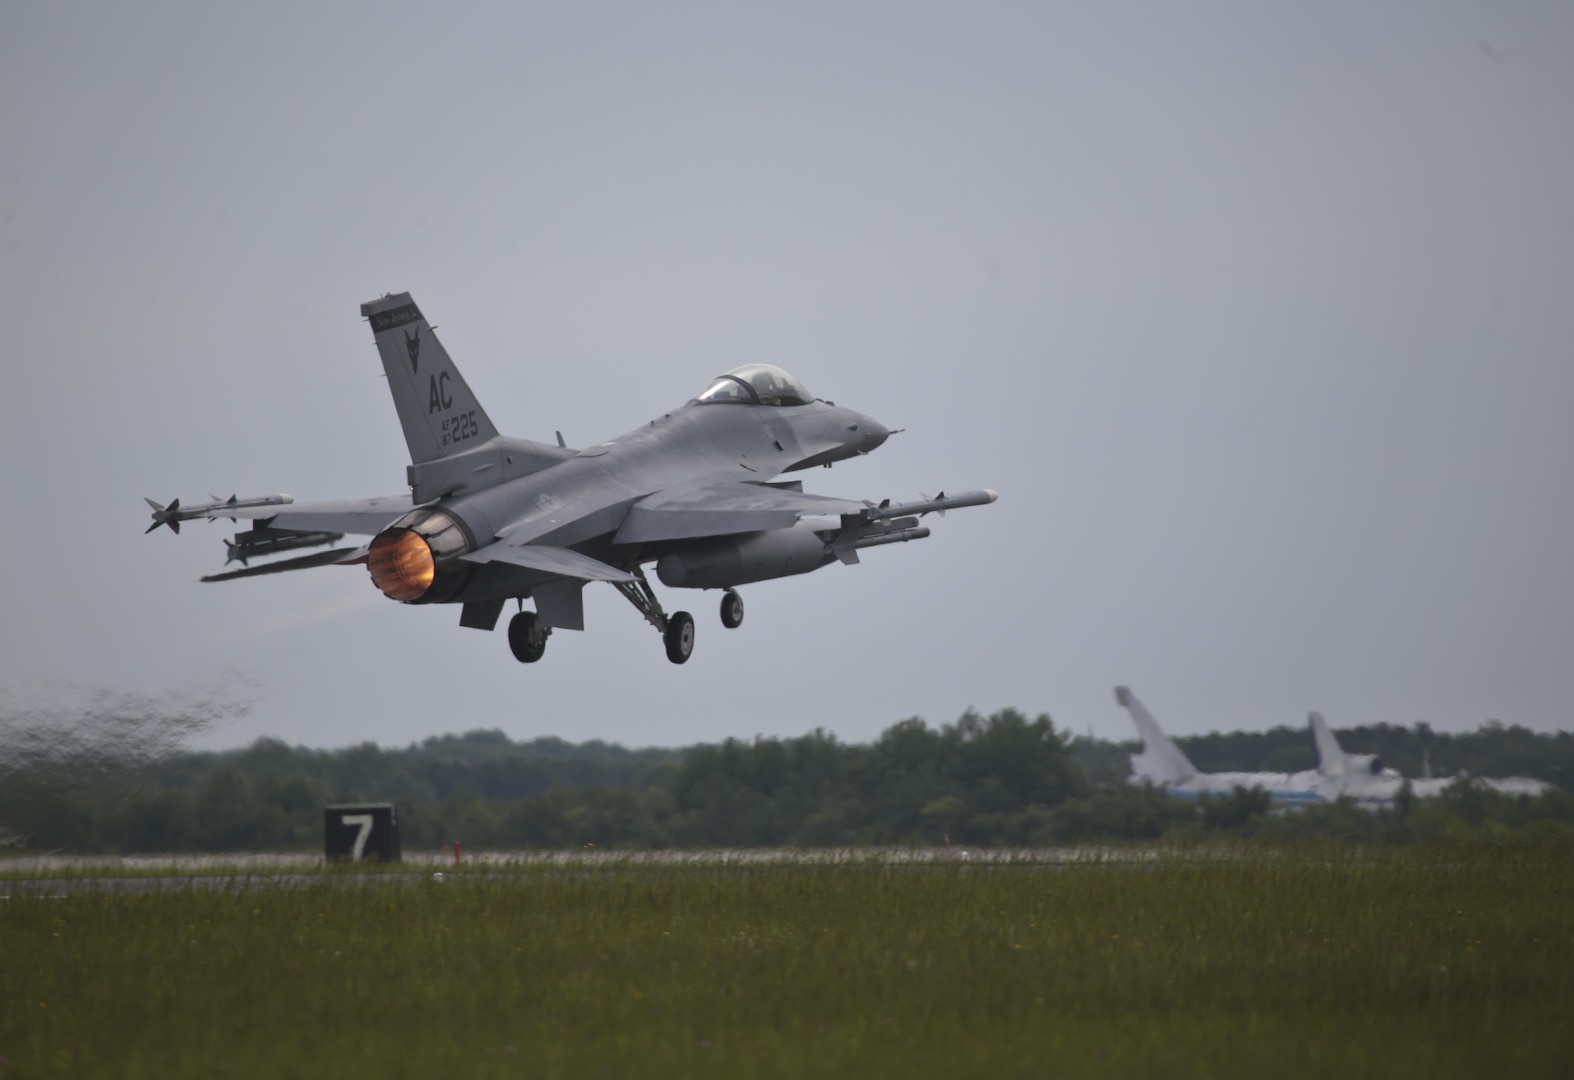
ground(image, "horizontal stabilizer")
xmin=200 ymin=547 xmax=363 ymax=582
xmin=463 ymin=542 xmax=636 ymax=583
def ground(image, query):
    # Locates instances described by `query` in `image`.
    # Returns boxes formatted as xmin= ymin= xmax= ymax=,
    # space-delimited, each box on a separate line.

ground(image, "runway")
xmin=0 ymin=845 xmax=1156 ymax=895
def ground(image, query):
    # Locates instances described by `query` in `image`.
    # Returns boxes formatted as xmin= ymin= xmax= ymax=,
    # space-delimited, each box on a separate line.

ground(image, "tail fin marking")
xmin=361 ymin=293 xmax=500 ymax=465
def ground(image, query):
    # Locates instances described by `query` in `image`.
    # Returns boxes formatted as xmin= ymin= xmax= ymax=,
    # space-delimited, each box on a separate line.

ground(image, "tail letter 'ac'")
xmin=362 ymin=293 xmax=499 ymax=465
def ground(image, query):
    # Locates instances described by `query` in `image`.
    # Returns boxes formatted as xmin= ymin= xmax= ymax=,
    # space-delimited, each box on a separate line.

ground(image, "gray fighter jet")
xmin=147 ymin=293 xmax=995 ymax=664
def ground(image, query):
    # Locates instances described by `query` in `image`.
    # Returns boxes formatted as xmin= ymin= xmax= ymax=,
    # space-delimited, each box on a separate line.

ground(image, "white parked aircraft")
xmin=1115 ymin=687 xmax=1324 ymax=805
xmin=1308 ymin=712 xmax=1552 ymax=805
xmin=1308 ymin=711 xmax=1403 ymax=804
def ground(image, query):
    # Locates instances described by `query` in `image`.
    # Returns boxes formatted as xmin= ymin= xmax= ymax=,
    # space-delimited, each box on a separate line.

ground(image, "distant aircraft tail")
xmin=361 ymin=293 xmax=500 ymax=465
xmin=1309 ymin=711 xmax=1346 ymax=775
xmin=1310 ymin=711 xmax=1394 ymax=787
xmin=1115 ymin=686 xmax=1198 ymax=784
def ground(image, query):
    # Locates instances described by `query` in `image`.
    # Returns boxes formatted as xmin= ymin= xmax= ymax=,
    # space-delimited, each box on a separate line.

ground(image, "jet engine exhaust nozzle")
xmin=368 ymin=528 xmax=435 ymax=601
xmin=366 ymin=507 xmax=474 ymax=603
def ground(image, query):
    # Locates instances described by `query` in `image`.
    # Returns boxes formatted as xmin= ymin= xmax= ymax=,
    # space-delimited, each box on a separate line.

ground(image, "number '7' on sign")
xmin=341 ymin=814 xmax=374 ymax=861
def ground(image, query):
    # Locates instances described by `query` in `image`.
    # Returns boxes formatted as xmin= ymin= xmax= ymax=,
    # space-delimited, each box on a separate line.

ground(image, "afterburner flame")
xmin=368 ymin=528 xmax=435 ymax=602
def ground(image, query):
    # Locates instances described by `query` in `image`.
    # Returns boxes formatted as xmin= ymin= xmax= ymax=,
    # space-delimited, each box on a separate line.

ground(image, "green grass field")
xmin=3 ymin=843 xmax=1571 ymax=1078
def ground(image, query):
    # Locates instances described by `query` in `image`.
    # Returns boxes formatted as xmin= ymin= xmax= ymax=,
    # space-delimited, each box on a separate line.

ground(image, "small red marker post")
xmin=453 ymin=840 xmax=461 ymax=867
xmin=943 ymin=832 xmax=954 ymax=859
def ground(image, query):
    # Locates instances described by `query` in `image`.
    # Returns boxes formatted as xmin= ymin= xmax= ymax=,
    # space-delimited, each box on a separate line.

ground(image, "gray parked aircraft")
xmin=146 ymin=292 xmax=996 ymax=664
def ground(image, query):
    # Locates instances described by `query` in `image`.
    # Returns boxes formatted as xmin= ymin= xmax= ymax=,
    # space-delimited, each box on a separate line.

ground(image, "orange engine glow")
xmin=367 ymin=528 xmax=435 ymax=602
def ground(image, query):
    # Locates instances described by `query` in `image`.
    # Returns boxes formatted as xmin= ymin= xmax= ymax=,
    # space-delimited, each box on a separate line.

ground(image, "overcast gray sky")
xmin=3 ymin=2 xmax=1571 ymax=752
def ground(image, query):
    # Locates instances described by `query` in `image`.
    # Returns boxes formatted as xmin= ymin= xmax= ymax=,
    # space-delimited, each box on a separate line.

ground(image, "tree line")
xmin=3 ymin=700 xmax=1572 ymax=854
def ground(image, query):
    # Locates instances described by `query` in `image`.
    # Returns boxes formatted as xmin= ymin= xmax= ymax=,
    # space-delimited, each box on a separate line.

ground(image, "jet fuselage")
xmin=404 ymin=398 xmax=889 ymax=604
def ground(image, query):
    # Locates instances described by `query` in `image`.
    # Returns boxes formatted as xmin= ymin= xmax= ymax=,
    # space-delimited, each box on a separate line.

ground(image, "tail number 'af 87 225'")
xmin=441 ymin=410 xmax=479 ymax=447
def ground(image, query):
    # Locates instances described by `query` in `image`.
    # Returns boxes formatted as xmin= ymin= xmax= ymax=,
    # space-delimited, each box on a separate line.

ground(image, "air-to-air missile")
xmin=143 ymin=494 xmax=293 ymax=534
xmin=225 ymin=526 xmax=346 ymax=565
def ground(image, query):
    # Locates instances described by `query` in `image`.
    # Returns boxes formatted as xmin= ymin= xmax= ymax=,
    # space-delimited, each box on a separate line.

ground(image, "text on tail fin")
xmin=361 ymin=293 xmax=501 ymax=466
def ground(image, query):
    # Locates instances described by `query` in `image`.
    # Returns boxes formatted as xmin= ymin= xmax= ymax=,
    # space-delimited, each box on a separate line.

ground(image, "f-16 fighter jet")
xmin=147 ymin=293 xmax=996 ymax=664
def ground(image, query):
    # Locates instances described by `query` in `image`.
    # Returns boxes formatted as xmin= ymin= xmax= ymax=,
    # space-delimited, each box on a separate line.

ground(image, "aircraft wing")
xmin=612 ymin=481 xmax=867 ymax=545
xmin=250 ymin=495 xmax=413 ymax=535
xmin=462 ymin=541 xmax=637 ymax=583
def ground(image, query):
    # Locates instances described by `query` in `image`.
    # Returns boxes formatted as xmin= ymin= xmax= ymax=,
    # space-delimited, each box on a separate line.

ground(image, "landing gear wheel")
xmin=664 ymin=611 xmax=695 ymax=664
xmin=720 ymin=590 xmax=744 ymax=629
xmin=508 ymin=611 xmax=548 ymax=663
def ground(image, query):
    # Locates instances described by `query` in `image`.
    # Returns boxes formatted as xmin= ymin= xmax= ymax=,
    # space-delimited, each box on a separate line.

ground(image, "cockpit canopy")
xmin=695 ymin=364 xmax=814 ymax=407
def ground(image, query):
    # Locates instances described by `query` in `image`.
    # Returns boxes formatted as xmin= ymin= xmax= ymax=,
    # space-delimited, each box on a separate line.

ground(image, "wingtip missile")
xmin=145 ymin=493 xmax=293 ymax=534
xmin=144 ymin=497 xmax=182 ymax=534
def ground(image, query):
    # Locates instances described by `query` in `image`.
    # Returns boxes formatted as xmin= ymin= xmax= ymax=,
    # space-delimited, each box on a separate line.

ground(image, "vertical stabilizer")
xmin=361 ymin=293 xmax=500 ymax=464
xmin=1310 ymin=712 xmax=1395 ymax=794
xmin=1308 ymin=711 xmax=1346 ymax=776
xmin=1115 ymin=686 xmax=1198 ymax=784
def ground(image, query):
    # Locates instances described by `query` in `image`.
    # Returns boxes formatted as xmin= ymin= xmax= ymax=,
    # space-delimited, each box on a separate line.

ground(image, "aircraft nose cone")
xmin=854 ymin=413 xmax=890 ymax=452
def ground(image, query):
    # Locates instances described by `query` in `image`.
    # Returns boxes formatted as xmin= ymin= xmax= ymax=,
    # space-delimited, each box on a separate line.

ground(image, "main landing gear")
xmin=612 ymin=566 xmax=697 ymax=665
xmin=508 ymin=573 xmax=744 ymax=666
xmin=720 ymin=589 xmax=744 ymax=629
xmin=508 ymin=610 xmax=549 ymax=663
xmin=664 ymin=611 xmax=695 ymax=664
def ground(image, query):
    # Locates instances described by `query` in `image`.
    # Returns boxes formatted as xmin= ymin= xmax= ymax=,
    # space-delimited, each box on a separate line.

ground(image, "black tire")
xmin=508 ymin=611 xmax=547 ymax=663
xmin=664 ymin=611 xmax=695 ymax=664
xmin=720 ymin=590 xmax=744 ymax=629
